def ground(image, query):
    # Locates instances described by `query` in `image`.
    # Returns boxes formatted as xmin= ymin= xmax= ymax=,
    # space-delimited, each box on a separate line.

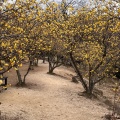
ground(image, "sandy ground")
xmin=0 ymin=60 xmax=111 ymax=120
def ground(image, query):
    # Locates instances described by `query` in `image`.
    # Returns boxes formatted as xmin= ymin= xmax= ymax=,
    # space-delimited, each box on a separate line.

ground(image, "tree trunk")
xmin=48 ymin=55 xmax=54 ymax=74
xmin=69 ymin=52 xmax=88 ymax=92
xmin=88 ymin=82 xmax=94 ymax=96
xmin=43 ymin=56 xmax=45 ymax=63
xmin=34 ymin=59 xmax=38 ymax=66
xmin=48 ymin=68 xmax=54 ymax=74
xmin=88 ymin=64 xmax=94 ymax=96
xmin=16 ymin=68 xmax=22 ymax=86
xmin=48 ymin=60 xmax=54 ymax=74
xmin=23 ymin=61 xmax=31 ymax=83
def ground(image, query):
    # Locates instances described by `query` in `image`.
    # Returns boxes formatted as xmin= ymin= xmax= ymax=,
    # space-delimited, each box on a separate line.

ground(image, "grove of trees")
xmin=0 ymin=0 xmax=120 ymax=96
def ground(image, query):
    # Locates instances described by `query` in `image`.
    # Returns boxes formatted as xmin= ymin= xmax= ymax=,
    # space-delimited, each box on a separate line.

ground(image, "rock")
xmin=72 ymin=76 xmax=79 ymax=83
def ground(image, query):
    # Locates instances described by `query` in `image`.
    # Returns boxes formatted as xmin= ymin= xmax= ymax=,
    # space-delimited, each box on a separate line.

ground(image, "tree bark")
xmin=69 ymin=52 xmax=88 ymax=92
xmin=23 ymin=61 xmax=32 ymax=83
xmin=16 ymin=68 xmax=22 ymax=86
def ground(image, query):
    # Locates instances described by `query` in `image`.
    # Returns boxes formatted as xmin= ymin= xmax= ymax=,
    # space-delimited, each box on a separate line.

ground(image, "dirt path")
xmin=0 ymin=61 xmax=109 ymax=120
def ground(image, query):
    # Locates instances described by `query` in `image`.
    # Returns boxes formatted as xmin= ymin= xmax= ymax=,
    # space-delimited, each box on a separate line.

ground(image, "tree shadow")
xmin=0 ymin=113 xmax=23 ymax=120
xmin=92 ymin=94 xmax=120 ymax=116
xmin=47 ymin=72 xmax=72 ymax=81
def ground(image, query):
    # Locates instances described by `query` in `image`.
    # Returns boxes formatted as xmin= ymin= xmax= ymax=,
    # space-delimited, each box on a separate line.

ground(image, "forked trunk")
xmin=23 ymin=61 xmax=32 ymax=83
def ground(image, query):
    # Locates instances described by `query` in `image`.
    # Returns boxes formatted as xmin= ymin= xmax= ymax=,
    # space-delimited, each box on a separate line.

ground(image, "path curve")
xmin=0 ymin=60 xmax=109 ymax=120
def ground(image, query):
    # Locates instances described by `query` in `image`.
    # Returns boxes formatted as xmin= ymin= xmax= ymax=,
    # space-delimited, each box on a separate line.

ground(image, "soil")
xmin=0 ymin=60 xmax=113 ymax=120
